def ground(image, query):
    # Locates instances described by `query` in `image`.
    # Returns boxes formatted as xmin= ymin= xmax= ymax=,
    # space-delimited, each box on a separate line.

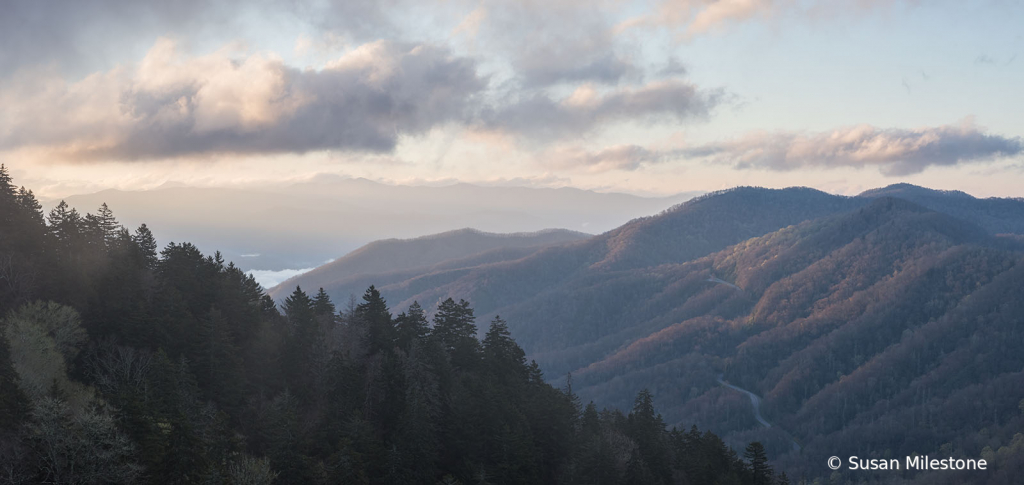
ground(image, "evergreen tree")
xmin=46 ymin=200 xmax=82 ymax=261
xmin=627 ymin=389 xmax=672 ymax=485
xmin=16 ymin=187 xmax=44 ymax=225
xmin=394 ymin=301 xmax=430 ymax=352
xmin=313 ymin=287 xmax=336 ymax=317
xmin=0 ymin=164 xmax=13 ymax=196
xmin=284 ymin=286 xmax=315 ymax=327
xmin=744 ymin=442 xmax=773 ymax=485
xmin=0 ymin=170 xmax=47 ymax=307
xmin=96 ymin=203 xmax=121 ymax=245
xmin=356 ymin=285 xmax=394 ymax=355
xmin=132 ymin=224 xmax=158 ymax=269
xmin=482 ymin=315 xmax=527 ymax=382
xmin=432 ymin=298 xmax=479 ymax=368
xmin=282 ymin=286 xmax=321 ymax=397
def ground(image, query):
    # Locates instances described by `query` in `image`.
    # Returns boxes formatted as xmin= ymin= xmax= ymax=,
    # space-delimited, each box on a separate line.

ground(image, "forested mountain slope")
xmin=309 ymin=187 xmax=869 ymax=364
xmin=287 ymin=186 xmax=1024 ymax=484
xmin=268 ymin=228 xmax=589 ymax=302
xmin=560 ymin=197 xmax=1024 ymax=482
xmin=860 ymin=183 xmax=1024 ymax=235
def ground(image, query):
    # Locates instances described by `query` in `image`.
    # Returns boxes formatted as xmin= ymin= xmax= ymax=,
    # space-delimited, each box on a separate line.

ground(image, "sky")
xmin=2 ymin=0 xmax=1023 ymax=199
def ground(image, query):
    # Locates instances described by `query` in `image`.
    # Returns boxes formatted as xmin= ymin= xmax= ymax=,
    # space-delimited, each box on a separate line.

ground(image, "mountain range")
xmin=268 ymin=228 xmax=589 ymax=303
xmin=45 ymin=176 xmax=701 ymax=274
xmin=275 ymin=184 xmax=1024 ymax=483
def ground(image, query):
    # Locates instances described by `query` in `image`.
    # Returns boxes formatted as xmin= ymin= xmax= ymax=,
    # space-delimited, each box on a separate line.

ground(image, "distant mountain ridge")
xmin=268 ymin=227 xmax=589 ymax=300
xmin=859 ymin=183 xmax=1024 ymax=234
xmin=49 ymin=180 xmax=700 ymax=272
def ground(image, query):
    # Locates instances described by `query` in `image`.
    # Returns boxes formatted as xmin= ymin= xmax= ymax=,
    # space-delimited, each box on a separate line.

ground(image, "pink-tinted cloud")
xmin=0 ymin=39 xmax=485 ymax=161
xmin=686 ymin=119 xmax=1023 ymax=175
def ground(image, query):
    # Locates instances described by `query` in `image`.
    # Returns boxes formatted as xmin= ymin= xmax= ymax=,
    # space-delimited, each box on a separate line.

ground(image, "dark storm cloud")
xmin=684 ymin=120 xmax=1024 ymax=175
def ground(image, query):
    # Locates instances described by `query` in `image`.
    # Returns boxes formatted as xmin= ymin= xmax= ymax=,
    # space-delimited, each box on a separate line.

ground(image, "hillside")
xmin=860 ymin=183 xmax=1024 ymax=235
xmin=298 ymin=187 xmax=868 ymax=365
xmin=291 ymin=185 xmax=1024 ymax=484
xmin=562 ymin=198 xmax=1022 ymax=482
xmin=268 ymin=228 xmax=589 ymax=301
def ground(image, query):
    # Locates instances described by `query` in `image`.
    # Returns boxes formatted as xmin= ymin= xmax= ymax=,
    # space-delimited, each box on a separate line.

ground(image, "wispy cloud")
xmin=547 ymin=119 xmax=1024 ymax=176
xmin=548 ymin=144 xmax=674 ymax=172
xmin=620 ymin=0 xmax=918 ymax=40
xmin=684 ymin=119 xmax=1023 ymax=175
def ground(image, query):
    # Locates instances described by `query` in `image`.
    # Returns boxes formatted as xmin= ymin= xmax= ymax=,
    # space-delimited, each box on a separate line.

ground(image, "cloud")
xmin=481 ymin=81 xmax=723 ymax=141
xmin=685 ymin=119 xmax=1024 ymax=175
xmin=248 ymin=267 xmax=315 ymax=289
xmin=618 ymin=0 xmax=780 ymax=38
xmin=685 ymin=0 xmax=778 ymax=35
xmin=622 ymin=0 xmax=916 ymax=39
xmin=549 ymin=144 xmax=672 ymax=172
xmin=0 ymin=39 xmax=486 ymax=161
xmin=519 ymin=53 xmax=637 ymax=87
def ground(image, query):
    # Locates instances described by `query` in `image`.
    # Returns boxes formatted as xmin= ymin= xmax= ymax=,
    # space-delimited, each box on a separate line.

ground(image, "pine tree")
xmin=744 ymin=442 xmax=773 ymax=485
xmin=96 ymin=203 xmax=121 ymax=245
xmin=395 ymin=301 xmax=430 ymax=352
xmin=282 ymin=286 xmax=320 ymax=397
xmin=47 ymin=200 xmax=82 ymax=261
xmin=357 ymin=285 xmax=394 ymax=355
xmin=432 ymin=298 xmax=479 ymax=368
xmin=0 ymin=170 xmax=47 ymax=307
xmin=482 ymin=315 xmax=527 ymax=382
xmin=628 ymin=389 xmax=672 ymax=484
xmin=0 ymin=165 xmax=16 ymax=213
xmin=313 ymin=287 xmax=336 ymax=317
xmin=16 ymin=187 xmax=44 ymax=225
xmin=284 ymin=286 xmax=315 ymax=326
xmin=132 ymin=224 xmax=158 ymax=269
